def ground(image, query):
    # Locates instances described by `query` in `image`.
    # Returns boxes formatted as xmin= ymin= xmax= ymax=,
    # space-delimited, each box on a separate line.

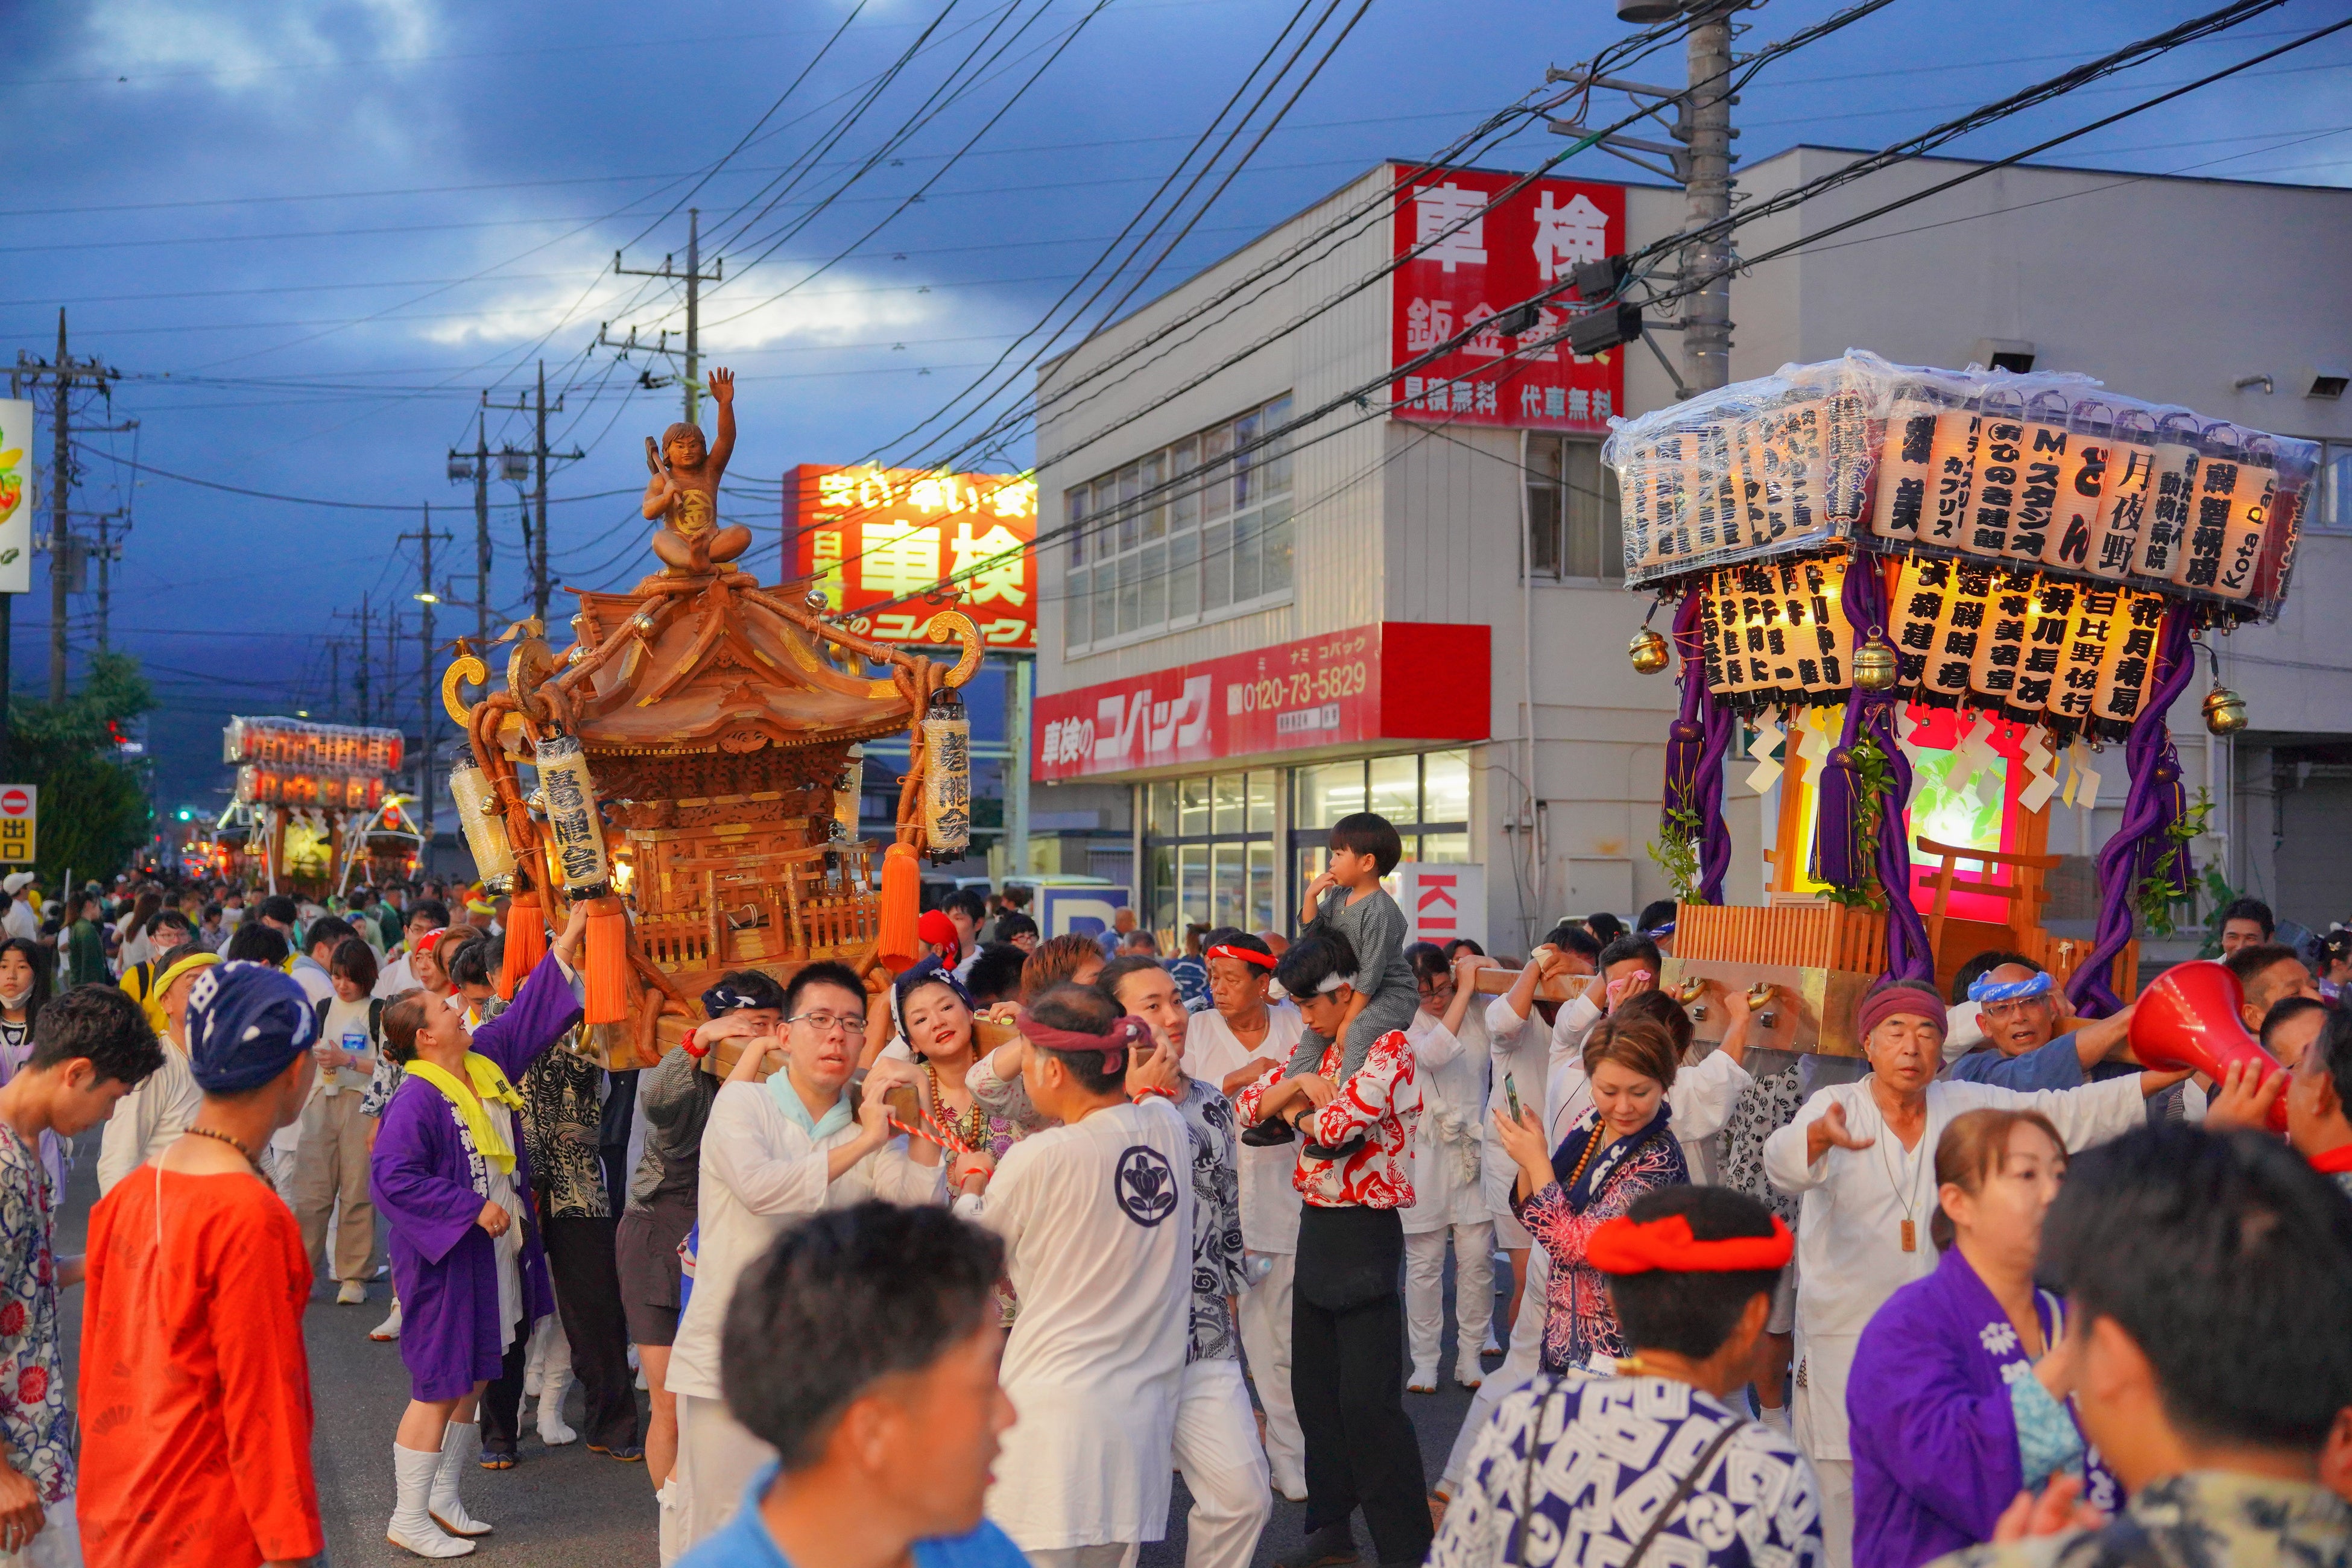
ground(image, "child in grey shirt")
xmin=1285 ymin=812 xmax=1418 ymax=1081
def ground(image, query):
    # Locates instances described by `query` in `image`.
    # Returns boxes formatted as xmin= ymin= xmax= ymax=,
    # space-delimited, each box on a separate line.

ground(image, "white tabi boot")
xmin=429 ymin=1421 xmax=495 ymax=1538
xmin=536 ymin=1366 xmax=578 ymax=1446
xmin=388 ymin=1444 xmax=473 ymax=1558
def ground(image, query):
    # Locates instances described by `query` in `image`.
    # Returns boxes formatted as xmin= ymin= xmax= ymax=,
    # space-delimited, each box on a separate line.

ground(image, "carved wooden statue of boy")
xmin=642 ymin=367 xmax=753 ymax=574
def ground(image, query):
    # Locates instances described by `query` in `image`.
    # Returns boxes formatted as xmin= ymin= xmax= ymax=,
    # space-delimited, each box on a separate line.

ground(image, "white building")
xmin=1026 ymin=146 xmax=2352 ymax=954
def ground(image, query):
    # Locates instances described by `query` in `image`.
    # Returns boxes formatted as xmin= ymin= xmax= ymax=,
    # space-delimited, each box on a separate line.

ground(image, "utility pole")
xmin=1680 ymin=5 xmax=1736 ymax=393
xmin=399 ymin=507 xmax=453 ymax=846
xmin=448 ymin=413 xmax=493 ymax=644
xmin=90 ymin=508 xmax=125 ymax=653
xmin=13 ymin=311 xmax=119 ymax=703
xmin=605 ymin=207 xmax=724 ymax=428
xmin=356 ymin=596 xmax=372 ymax=726
xmin=481 ymin=366 xmax=581 ymax=625
xmin=1543 ymin=6 xmax=1743 ymax=393
xmin=328 ymin=642 xmax=341 ymax=722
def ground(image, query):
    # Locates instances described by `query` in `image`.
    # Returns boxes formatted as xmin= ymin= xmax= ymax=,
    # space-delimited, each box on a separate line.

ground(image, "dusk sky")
xmin=4 ymin=0 xmax=2347 ymax=808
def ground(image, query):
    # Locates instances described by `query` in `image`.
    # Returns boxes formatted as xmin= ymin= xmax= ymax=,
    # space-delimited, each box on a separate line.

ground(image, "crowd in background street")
xmin=0 ymin=846 xmax=2339 ymax=1568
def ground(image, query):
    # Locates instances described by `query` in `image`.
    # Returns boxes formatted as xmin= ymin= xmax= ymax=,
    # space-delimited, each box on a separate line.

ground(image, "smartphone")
xmin=1504 ymin=1072 xmax=1522 ymax=1121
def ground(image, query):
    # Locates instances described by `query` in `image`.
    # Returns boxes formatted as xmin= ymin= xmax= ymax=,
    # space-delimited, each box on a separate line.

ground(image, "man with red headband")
xmin=1183 ymin=929 xmax=1309 ymax=1500
xmin=1428 ymin=1184 xmax=1818 ymax=1568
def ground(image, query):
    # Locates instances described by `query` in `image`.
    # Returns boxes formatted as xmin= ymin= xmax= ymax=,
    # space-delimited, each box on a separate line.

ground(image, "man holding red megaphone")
xmin=2128 ymin=961 xmax=2294 ymax=1133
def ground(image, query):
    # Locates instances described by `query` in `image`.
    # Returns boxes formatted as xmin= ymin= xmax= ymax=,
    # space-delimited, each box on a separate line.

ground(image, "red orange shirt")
xmin=78 ymin=1167 xmax=321 ymax=1568
xmin=1235 ymin=1028 xmax=1420 ymax=1209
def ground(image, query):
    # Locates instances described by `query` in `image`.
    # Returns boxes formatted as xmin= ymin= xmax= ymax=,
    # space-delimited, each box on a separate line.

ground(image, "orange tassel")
xmin=583 ymin=895 xmax=631 ymax=1026
xmin=499 ymin=890 xmax=546 ymax=999
xmin=876 ymin=841 xmax=921 ymax=974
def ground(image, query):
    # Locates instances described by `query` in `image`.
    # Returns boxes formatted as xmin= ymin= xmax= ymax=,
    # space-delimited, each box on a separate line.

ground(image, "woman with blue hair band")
xmin=79 ymin=961 xmax=327 ymax=1568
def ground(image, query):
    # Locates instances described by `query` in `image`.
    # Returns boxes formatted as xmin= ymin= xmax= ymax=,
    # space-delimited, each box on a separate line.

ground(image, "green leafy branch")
xmin=1648 ymin=806 xmax=1704 ymax=903
xmin=2134 ymin=786 xmax=2213 ymax=940
xmin=1821 ymin=737 xmax=1893 ymax=910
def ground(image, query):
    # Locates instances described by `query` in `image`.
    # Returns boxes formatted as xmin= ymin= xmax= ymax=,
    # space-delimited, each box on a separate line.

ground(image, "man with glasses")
xmin=1948 ymin=957 xmax=2136 ymax=1092
xmin=665 ymin=961 xmax=940 ymax=1553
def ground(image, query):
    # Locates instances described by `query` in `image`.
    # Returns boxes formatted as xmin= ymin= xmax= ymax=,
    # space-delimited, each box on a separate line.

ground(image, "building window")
xmin=2312 ymin=440 xmax=2352 ymax=534
xmin=1064 ymin=395 xmax=1294 ymax=653
xmin=1525 ymin=435 xmax=1622 ymax=580
xmin=1290 ymin=750 xmax=1472 ymax=911
xmin=1143 ymin=771 xmax=1279 ymax=942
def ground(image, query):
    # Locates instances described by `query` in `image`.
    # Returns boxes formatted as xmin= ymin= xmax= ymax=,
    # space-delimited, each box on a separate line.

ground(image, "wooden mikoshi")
xmin=439 ymin=370 xmax=984 ymax=1067
xmin=1602 ymin=350 xmax=2316 ymax=1021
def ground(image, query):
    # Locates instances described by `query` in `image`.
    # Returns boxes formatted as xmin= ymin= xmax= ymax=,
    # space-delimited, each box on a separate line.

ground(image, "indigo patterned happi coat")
xmin=1430 ymin=1374 xmax=1822 ymax=1568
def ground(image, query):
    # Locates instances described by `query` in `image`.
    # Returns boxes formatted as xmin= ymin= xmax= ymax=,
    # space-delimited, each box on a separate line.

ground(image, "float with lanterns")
xmin=1509 ymin=350 xmax=2313 ymax=1058
xmin=436 ymin=374 xmax=981 ymax=1069
xmin=216 ymin=716 xmax=422 ymax=894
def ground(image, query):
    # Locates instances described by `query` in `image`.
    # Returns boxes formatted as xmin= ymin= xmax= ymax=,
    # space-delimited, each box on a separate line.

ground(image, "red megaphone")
xmin=2128 ymin=960 xmax=2289 ymax=1131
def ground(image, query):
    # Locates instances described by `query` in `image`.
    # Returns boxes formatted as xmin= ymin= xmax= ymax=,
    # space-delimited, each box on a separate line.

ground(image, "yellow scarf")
xmin=407 ymin=1054 xmax=526 ymax=1174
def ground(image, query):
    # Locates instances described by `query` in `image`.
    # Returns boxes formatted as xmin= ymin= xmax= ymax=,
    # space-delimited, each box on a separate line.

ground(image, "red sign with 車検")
xmin=1388 ymin=163 xmax=1627 ymax=433
xmin=1032 ymin=622 xmax=1488 ymax=782
xmin=786 ymin=464 xmax=1040 ymax=649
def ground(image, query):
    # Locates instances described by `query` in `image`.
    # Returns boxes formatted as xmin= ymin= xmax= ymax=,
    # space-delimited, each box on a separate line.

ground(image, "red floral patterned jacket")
xmin=1235 ymin=1027 xmax=1420 ymax=1209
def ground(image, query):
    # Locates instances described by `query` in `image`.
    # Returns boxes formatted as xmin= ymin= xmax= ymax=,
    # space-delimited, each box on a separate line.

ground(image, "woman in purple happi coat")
xmin=1848 ymin=1108 xmax=2120 ymax=1568
xmin=369 ymin=902 xmax=590 ymax=1557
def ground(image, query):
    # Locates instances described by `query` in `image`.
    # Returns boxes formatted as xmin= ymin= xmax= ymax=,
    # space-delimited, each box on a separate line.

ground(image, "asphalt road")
xmin=53 ymin=1150 xmax=1506 ymax=1567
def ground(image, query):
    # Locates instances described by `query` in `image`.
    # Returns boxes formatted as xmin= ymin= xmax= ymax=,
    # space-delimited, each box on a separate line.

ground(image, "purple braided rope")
xmin=1694 ymin=688 xmax=1736 ymax=904
xmin=2065 ymin=609 xmax=2198 ymax=1017
xmin=1839 ymin=554 xmax=1933 ymax=982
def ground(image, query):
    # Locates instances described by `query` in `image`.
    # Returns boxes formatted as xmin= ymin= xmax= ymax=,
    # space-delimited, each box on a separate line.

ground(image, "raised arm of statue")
xmin=706 ymin=367 xmax=736 ymax=482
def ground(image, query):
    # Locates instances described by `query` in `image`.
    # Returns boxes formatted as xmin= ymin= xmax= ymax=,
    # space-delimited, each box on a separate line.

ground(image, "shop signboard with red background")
xmin=785 ymin=463 xmax=1040 ymax=649
xmin=1388 ymin=163 xmax=1627 ymax=432
xmin=1033 ymin=621 xmax=1488 ymax=781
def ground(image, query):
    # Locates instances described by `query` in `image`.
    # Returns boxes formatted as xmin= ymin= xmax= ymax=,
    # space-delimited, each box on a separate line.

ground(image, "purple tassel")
xmin=1657 ymin=593 xmax=1734 ymax=905
xmin=1661 ymin=596 xmax=1708 ymax=823
xmin=2066 ymin=609 xmax=2198 ymax=1017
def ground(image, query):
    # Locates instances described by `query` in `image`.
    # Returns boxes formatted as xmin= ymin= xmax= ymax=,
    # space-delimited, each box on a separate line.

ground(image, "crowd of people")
xmin=0 ymin=849 xmax=2341 ymax=1568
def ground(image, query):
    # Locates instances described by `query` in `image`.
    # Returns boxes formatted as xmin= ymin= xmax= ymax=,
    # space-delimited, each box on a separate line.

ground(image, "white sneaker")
xmin=1481 ymin=1330 xmax=1504 ymax=1356
xmin=337 ymin=1280 xmax=368 ymax=1306
xmin=429 ymin=1421 xmax=494 ymax=1538
xmin=371 ymin=1301 xmax=403 ymax=1341
xmin=388 ymin=1444 xmax=474 ymax=1558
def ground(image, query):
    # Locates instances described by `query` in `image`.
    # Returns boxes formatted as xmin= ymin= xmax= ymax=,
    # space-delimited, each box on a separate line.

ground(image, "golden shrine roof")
xmin=522 ymin=573 xmax=975 ymax=756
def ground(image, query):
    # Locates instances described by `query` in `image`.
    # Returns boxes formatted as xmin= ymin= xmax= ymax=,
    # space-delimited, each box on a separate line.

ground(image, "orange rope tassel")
xmin=498 ymin=889 xmax=546 ymax=999
xmin=582 ymin=894 xmax=631 ymax=1026
xmin=876 ymin=841 xmax=921 ymax=974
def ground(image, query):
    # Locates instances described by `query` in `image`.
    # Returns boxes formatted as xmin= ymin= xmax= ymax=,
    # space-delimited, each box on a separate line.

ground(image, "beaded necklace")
xmin=922 ymin=1060 xmax=989 ymax=1152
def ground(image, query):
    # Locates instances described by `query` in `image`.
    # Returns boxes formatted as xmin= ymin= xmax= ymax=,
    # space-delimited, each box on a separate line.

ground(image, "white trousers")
xmin=1795 ymin=1381 xmax=1854 ymax=1568
xmin=1234 ymin=1251 xmax=1304 ymax=1497
xmin=675 ymin=1391 xmax=776 ymax=1552
xmin=1404 ymin=1220 xmax=1495 ymax=1385
xmin=1440 ymin=1242 xmax=1550 ymax=1493
xmin=1034 ymin=1547 xmax=1130 ymax=1568
xmin=1170 ymin=1359 xmax=1271 ymax=1568
xmin=0 ymin=1499 xmax=78 ymax=1568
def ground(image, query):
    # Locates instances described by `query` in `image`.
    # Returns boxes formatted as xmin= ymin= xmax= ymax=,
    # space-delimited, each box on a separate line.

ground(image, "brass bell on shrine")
xmin=1628 ymin=627 xmax=1671 ymax=674
xmin=2202 ymin=683 xmax=2249 ymax=735
xmin=1851 ymin=636 xmax=1898 ymax=693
